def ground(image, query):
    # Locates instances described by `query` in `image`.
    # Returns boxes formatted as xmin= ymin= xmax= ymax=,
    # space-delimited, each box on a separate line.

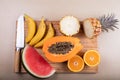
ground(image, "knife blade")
xmin=14 ymin=15 xmax=24 ymax=72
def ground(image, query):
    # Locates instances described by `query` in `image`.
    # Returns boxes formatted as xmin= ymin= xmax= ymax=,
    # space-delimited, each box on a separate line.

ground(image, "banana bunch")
xmin=25 ymin=15 xmax=55 ymax=47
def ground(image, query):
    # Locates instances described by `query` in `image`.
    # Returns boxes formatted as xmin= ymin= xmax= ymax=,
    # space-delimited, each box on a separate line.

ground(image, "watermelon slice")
xmin=22 ymin=45 xmax=55 ymax=78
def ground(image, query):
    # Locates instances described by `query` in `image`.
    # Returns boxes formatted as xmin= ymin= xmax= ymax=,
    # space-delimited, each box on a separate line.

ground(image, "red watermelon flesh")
xmin=22 ymin=45 xmax=55 ymax=78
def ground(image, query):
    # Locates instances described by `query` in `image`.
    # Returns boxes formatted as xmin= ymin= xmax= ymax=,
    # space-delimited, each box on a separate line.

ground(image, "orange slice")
xmin=83 ymin=50 xmax=100 ymax=67
xmin=67 ymin=55 xmax=84 ymax=72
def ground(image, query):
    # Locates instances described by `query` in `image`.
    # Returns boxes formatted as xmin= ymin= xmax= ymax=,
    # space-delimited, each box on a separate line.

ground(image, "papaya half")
xmin=42 ymin=36 xmax=83 ymax=62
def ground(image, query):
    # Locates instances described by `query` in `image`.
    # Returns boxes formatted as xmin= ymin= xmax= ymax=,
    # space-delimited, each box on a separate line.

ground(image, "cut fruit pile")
xmin=19 ymin=14 xmax=118 ymax=78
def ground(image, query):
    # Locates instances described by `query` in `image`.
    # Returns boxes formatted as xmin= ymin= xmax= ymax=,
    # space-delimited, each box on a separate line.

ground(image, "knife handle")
xmin=14 ymin=49 xmax=20 ymax=72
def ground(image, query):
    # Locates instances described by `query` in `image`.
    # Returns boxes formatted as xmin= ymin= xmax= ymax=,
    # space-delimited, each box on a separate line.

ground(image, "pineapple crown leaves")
xmin=98 ymin=14 xmax=119 ymax=32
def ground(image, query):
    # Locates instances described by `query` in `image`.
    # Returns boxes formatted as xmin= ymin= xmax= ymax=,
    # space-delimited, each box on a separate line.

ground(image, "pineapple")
xmin=83 ymin=18 xmax=101 ymax=38
xmin=60 ymin=16 xmax=80 ymax=36
xmin=83 ymin=14 xmax=119 ymax=38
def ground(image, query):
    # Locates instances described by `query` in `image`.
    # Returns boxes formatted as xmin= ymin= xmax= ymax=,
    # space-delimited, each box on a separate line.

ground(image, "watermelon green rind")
xmin=22 ymin=45 xmax=56 ymax=78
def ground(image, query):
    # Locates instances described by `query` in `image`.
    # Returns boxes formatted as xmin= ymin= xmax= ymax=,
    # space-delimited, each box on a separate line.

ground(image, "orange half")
xmin=83 ymin=50 xmax=100 ymax=67
xmin=67 ymin=55 xmax=84 ymax=72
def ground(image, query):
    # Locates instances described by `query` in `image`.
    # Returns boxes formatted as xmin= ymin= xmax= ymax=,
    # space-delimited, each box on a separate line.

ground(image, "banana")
xmin=29 ymin=17 xmax=46 ymax=46
xmin=25 ymin=14 xmax=36 ymax=43
xmin=34 ymin=23 xmax=54 ymax=48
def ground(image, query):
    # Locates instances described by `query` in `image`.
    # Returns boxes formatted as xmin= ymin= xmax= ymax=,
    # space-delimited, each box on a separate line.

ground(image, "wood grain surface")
xmin=14 ymin=21 xmax=98 ymax=73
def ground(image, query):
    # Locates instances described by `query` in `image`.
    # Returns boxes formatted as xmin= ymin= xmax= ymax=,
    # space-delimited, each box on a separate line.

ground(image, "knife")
xmin=14 ymin=15 xmax=24 ymax=72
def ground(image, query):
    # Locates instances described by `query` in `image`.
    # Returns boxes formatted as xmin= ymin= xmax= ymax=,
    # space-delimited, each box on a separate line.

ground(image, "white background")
xmin=0 ymin=0 xmax=120 ymax=80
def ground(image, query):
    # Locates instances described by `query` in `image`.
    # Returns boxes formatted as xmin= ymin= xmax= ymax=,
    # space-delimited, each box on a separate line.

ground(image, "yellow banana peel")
xmin=34 ymin=23 xmax=54 ymax=47
xmin=25 ymin=14 xmax=36 ymax=43
xmin=29 ymin=17 xmax=46 ymax=46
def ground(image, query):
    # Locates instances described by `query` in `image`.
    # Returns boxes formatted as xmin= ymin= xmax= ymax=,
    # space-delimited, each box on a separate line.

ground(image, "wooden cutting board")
xmin=14 ymin=21 xmax=98 ymax=73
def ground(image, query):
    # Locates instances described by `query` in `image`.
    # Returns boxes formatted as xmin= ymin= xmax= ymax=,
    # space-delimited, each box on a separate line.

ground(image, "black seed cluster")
xmin=48 ymin=42 xmax=74 ymax=54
